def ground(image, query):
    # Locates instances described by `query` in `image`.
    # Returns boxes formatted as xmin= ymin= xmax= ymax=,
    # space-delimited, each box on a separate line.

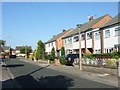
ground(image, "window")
xmin=105 ymin=30 xmax=110 ymax=38
xmin=64 ymin=39 xmax=66 ymax=44
xmin=105 ymin=49 xmax=106 ymax=53
xmin=87 ymin=32 xmax=92 ymax=40
xmin=69 ymin=50 xmax=72 ymax=54
xmin=95 ymin=31 xmax=100 ymax=40
xmin=115 ymin=27 xmax=120 ymax=36
xmin=68 ymin=37 xmax=72 ymax=43
xmin=109 ymin=49 xmax=112 ymax=53
xmin=74 ymin=36 xmax=79 ymax=42
xmin=107 ymin=49 xmax=109 ymax=53
xmin=81 ymin=33 xmax=85 ymax=40
xmin=51 ymin=43 xmax=53 ymax=46
xmin=95 ymin=49 xmax=101 ymax=54
xmin=48 ymin=44 xmax=50 ymax=47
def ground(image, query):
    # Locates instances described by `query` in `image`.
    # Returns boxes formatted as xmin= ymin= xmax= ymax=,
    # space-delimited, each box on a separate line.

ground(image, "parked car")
xmin=9 ymin=55 xmax=16 ymax=58
xmin=65 ymin=54 xmax=79 ymax=65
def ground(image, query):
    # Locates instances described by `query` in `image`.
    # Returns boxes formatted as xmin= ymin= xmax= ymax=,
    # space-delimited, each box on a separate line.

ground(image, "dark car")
xmin=65 ymin=54 xmax=79 ymax=65
xmin=9 ymin=55 xmax=16 ymax=58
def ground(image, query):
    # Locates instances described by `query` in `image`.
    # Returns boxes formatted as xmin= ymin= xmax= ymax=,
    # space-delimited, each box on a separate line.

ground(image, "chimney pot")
xmin=89 ymin=16 xmax=94 ymax=21
xmin=63 ymin=29 xmax=66 ymax=32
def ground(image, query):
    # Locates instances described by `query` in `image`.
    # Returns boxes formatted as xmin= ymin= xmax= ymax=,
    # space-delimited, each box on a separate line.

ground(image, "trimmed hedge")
xmin=83 ymin=51 xmax=120 ymax=60
xmin=59 ymin=56 xmax=66 ymax=65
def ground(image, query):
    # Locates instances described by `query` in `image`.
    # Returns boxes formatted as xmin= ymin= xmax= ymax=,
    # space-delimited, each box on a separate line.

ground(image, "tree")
xmin=61 ymin=47 xmax=65 ymax=57
xmin=20 ymin=46 xmax=32 ymax=54
xmin=0 ymin=40 xmax=6 ymax=46
xmin=34 ymin=40 xmax=45 ymax=60
xmin=34 ymin=46 xmax=40 ymax=60
xmin=50 ymin=47 xmax=55 ymax=60
xmin=59 ymin=47 xmax=66 ymax=65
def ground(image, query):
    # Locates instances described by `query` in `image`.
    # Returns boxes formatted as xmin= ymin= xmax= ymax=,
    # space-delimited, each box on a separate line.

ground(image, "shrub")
xmin=59 ymin=56 xmax=66 ymax=65
xmin=28 ymin=54 xmax=33 ymax=59
xmin=44 ymin=54 xmax=49 ymax=60
xmin=61 ymin=47 xmax=65 ymax=57
xmin=50 ymin=47 xmax=55 ymax=60
xmin=83 ymin=52 xmax=120 ymax=60
xmin=83 ymin=54 xmax=94 ymax=59
xmin=46 ymin=55 xmax=54 ymax=61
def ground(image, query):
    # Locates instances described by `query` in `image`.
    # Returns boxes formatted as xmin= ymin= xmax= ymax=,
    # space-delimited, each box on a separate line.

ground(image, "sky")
xmin=2 ymin=2 xmax=118 ymax=50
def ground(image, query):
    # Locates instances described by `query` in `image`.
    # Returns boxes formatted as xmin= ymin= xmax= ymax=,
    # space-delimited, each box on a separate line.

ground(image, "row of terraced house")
xmin=45 ymin=14 xmax=120 ymax=56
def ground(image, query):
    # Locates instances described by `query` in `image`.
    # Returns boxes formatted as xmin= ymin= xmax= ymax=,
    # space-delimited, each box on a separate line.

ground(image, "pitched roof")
xmin=3 ymin=46 xmax=11 ymax=50
xmin=45 ymin=30 xmax=71 ymax=44
xmin=101 ymin=14 xmax=120 ymax=28
xmin=62 ymin=14 xmax=110 ymax=39
xmin=16 ymin=46 xmax=31 ymax=50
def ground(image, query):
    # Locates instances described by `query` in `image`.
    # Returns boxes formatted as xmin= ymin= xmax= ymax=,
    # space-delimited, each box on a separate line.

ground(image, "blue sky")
xmin=2 ymin=2 xmax=118 ymax=50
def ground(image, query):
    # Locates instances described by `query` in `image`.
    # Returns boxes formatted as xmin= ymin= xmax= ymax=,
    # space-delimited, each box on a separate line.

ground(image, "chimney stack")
xmin=63 ymin=29 xmax=66 ymax=32
xmin=89 ymin=16 xmax=94 ymax=21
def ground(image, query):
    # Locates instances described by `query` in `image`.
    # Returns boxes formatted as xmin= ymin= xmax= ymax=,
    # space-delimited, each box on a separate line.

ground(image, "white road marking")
xmin=97 ymin=73 xmax=110 ymax=77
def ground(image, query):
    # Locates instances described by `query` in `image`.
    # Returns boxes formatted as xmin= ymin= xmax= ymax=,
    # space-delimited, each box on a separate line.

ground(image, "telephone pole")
xmin=77 ymin=24 xmax=82 ymax=70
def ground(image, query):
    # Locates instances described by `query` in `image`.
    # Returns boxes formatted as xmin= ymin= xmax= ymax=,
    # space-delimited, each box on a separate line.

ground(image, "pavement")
xmin=0 ymin=59 xmax=21 ymax=89
xmin=19 ymin=58 xmax=119 ymax=87
xmin=0 ymin=60 xmax=15 ymax=88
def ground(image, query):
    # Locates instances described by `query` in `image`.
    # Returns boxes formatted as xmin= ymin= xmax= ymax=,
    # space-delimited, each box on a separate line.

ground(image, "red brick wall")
xmin=56 ymin=29 xmax=73 ymax=50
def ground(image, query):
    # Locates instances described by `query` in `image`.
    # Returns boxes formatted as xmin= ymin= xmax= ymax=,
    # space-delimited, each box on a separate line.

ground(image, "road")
xmin=2 ymin=58 xmax=118 ymax=89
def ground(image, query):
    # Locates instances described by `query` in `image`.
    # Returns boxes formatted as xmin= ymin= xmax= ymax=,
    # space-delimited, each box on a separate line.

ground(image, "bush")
xmin=44 ymin=54 xmax=56 ymax=61
xmin=83 ymin=54 xmax=94 ymax=59
xmin=59 ymin=56 xmax=66 ymax=65
xmin=83 ymin=52 xmax=120 ymax=60
xmin=28 ymin=54 xmax=33 ymax=59
xmin=44 ymin=54 xmax=49 ymax=60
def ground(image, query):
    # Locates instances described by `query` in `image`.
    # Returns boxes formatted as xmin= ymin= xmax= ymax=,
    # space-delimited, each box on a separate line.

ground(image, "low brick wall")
xmin=82 ymin=65 xmax=117 ymax=75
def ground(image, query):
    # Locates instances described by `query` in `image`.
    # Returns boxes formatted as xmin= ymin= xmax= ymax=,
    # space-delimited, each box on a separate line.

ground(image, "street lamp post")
xmin=77 ymin=24 xmax=82 ymax=70
xmin=25 ymin=45 xmax=27 ymax=60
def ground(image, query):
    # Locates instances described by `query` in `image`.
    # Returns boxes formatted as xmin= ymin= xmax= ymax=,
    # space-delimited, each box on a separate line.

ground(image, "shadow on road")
xmin=2 ymin=64 xmax=74 ymax=88
xmin=26 ymin=65 xmax=50 ymax=75
xmin=2 ymin=75 xmax=74 ymax=88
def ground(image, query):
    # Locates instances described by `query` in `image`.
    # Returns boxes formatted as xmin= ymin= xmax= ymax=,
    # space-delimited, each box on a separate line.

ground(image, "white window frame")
xmin=64 ymin=39 xmax=66 ymax=44
xmin=81 ymin=33 xmax=85 ymax=41
xmin=68 ymin=37 xmax=72 ymax=43
xmin=73 ymin=36 xmax=79 ymax=42
xmin=51 ymin=42 xmax=53 ymax=46
xmin=95 ymin=31 xmax=100 ymax=40
xmin=115 ymin=27 xmax=120 ymax=36
xmin=105 ymin=30 xmax=110 ymax=38
xmin=87 ymin=32 xmax=92 ymax=40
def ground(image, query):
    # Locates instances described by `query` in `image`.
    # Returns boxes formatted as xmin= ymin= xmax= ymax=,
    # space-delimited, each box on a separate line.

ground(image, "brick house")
xmin=45 ymin=29 xmax=73 ymax=56
xmin=100 ymin=14 xmax=120 ymax=53
xmin=62 ymin=14 xmax=112 ymax=55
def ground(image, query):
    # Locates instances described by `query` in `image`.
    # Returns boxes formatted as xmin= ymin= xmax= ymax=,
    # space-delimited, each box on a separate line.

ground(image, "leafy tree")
xmin=60 ymin=47 xmax=65 ymax=57
xmin=20 ymin=46 xmax=32 ymax=54
xmin=34 ymin=40 xmax=45 ymax=60
xmin=50 ymin=47 xmax=55 ymax=60
xmin=34 ymin=47 xmax=40 ymax=60
xmin=59 ymin=47 xmax=66 ymax=65
xmin=0 ymin=40 xmax=6 ymax=46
